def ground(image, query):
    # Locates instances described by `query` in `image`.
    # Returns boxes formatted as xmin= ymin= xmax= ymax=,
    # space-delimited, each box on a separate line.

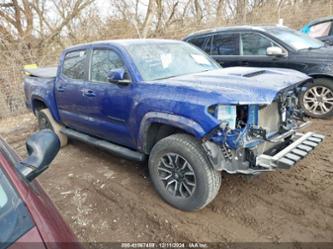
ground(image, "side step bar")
xmin=256 ymin=132 xmax=324 ymax=170
xmin=61 ymin=128 xmax=146 ymax=161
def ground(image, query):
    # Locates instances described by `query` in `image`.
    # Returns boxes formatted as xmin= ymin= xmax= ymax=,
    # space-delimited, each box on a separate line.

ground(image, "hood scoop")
xmin=243 ymin=70 xmax=267 ymax=78
xmin=228 ymin=69 xmax=267 ymax=78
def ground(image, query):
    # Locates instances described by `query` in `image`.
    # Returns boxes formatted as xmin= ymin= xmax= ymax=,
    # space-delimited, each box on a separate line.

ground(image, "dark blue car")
xmin=184 ymin=26 xmax=333 ymax=118
xmin=23 ymin=39 xmax=323 ymax=211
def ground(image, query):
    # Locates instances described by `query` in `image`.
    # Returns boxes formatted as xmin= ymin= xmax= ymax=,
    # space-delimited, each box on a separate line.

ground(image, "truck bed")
xmin=23 ymin=67 xmax=58 ymax=120
xmin=24 ymin=67 xmax=57 ymax=78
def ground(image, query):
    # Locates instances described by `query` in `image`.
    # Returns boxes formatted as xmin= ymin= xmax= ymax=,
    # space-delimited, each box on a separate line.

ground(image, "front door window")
xmin=241 ymin=33 xmax=275 ymax=55
xmin=90 ymin=49 xmax=128 ymax=83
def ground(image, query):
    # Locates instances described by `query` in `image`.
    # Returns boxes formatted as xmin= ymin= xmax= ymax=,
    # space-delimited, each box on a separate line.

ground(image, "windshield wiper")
xmin=299 ymin=47 xmax=316 ymax=51
xmin=309 ymin=46 xmax=322 ymax=50
xmin=155 ymin=70 xmax=211 ymax=81
xmin=302 ymin=45 xmax=324 ymax=51
xmin=155 ymin=75 xmax=177 ymax=80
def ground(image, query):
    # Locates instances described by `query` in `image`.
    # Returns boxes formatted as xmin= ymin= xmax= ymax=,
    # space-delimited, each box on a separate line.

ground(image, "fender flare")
xmin=31 ymin=95 xmax=61 ymax=122
xmin=308 ymin=72 xmax=333 ymax=81
xmin=137 ymin=112 xmax=206 ymax=152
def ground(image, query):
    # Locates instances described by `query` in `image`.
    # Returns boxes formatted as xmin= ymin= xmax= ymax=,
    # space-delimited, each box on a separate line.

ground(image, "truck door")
xmin=82 ymin=47 xmax=134 ymax=148
xmin=55 ymin=49 xmax=89 ymax=131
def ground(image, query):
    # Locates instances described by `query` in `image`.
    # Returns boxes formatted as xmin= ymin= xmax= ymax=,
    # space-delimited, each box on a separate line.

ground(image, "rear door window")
xmin=241 ymin=32 xmax=274 ymax=56
xmin=0 ymin=166 xmax=34 ymax=248
xmin=63 ymin=50 xmax=87 ymax=80
xmin=211 ymin=33 xmax=240 ymax=55
xmin=187 ymin=36 xmax=212 ymax=54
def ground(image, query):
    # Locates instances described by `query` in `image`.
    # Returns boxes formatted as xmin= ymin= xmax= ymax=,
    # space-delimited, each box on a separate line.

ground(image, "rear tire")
xmin=37 ymin=109 xmax=68 ymax=147
xmin=148 ymin=134 xmax=221 ymax=211
xmin=300 ymin=78 xmax=333 ymax=118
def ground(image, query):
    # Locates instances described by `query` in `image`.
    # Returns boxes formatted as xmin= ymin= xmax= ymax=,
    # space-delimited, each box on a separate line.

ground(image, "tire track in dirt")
xmin=44 ymin=141 xmax=263 ymax=242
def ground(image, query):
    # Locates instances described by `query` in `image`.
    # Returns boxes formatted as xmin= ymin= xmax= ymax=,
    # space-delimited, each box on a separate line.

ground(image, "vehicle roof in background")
xmin=306 ymin=16 xmax=333 ymax=26
xmin=183 ymin=25 xmax=290 ymax=39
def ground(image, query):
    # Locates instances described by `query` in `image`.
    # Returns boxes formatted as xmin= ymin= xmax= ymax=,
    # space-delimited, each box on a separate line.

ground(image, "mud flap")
xmin=256 ymin=132 xmax=324 ymax=169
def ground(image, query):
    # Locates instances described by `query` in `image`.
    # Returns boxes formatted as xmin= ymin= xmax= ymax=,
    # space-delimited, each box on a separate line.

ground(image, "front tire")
xmin=37 ymin=109 xmax=68 ymax=147
xmin=148 ymin=134 xmax=221 ymax=211
xmin=300 ymin=78 xmax=333 ymax=118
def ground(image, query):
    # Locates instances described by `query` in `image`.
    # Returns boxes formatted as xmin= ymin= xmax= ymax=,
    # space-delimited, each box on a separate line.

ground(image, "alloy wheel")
xmin=303 ymin=86 xmax=333 ymax=115
xmin=158 ymin=153 xmax=196 ymax=198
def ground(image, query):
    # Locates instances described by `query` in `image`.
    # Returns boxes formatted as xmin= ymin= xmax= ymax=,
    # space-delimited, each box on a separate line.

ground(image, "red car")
xmin=0 ymin=130 xmax=81 ymax=249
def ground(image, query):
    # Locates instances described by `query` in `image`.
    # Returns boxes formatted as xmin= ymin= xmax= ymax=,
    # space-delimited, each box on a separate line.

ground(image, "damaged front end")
xmin=202 ymin=87 xmax=324 ymax=174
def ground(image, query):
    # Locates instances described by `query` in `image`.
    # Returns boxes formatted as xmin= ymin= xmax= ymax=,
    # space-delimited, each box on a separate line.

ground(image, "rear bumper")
xmin=256 ymin=132 xmax=324 ymax=170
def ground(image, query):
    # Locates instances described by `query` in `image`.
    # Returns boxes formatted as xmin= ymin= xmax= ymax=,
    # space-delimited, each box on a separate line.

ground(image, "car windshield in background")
xmin=267 ymin=27 xmax=325 ymax=50
xmin=126 ymin=42 xmax=220 ymax=81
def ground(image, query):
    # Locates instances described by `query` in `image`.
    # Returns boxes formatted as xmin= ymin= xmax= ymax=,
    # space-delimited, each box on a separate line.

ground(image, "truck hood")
xmin=153 ymin=67 xmax=311 ymax=105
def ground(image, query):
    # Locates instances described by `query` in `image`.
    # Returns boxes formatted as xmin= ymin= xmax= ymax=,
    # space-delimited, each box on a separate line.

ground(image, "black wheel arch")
xmin=142 ymin=122 xmax=192 ymax=154
xmin=138 ymin=112 xmax=207 ymax=154
xmin=308 ymin=74 xmax=333 ymax=83
xmin=31 ymin=97 xmax=47 ymax=114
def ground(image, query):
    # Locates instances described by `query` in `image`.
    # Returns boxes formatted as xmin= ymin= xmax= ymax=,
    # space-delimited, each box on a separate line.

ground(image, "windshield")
xmin=0 ymin=165 xmax=34 ymax=247
xmin=126 ymin=42 xmax=220 ymax=81
xmin=267 ymin=27 xmax=324 ymax=50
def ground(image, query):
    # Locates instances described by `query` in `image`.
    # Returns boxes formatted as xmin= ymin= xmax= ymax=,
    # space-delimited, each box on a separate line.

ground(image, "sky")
xmin=95 ymin=0 xmax=112 ymax=18
xmin=94 ymin=0 xmax=149 ymax=19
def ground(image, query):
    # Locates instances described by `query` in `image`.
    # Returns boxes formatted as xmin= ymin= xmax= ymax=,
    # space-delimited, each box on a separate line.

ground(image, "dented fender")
xmin=137 ymin=112 xmax=206 ymax=152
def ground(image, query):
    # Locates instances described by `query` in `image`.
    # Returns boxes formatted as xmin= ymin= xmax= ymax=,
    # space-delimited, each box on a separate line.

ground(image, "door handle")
xmin=83 ymin=89 xmax=96 ymax=97
xmin=241 ymin=61 xmax=249 ymax=66
xmin=57 ymin=86 xmax=65 ymax=92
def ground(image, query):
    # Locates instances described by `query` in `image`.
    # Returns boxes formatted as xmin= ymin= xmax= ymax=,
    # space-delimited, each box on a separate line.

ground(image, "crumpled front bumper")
xmin=256 ymin=132 xmax=324 ymax=170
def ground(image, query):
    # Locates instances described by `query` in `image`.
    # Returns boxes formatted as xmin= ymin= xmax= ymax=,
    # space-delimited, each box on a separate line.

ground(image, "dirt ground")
xmin=0 ymin=113 xmax=332 ymax=244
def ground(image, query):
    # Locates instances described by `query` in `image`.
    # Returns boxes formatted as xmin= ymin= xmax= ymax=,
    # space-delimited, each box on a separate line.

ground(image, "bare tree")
xmin=0 ymin=0 xmax=95 ymax=65
xmin=141 ymin=0 xmax=156 ymax=38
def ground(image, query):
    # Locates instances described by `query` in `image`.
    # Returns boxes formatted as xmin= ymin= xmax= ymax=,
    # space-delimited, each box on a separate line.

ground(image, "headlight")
xmin=216 ymin=105 xmax=237 ymax=129
xmin=281 ymin=107 xmax=287 ymax=122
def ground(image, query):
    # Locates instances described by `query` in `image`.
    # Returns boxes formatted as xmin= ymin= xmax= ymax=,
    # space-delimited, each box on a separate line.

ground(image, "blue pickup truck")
xmin=24 ymin=39 xmax=324 ymax=211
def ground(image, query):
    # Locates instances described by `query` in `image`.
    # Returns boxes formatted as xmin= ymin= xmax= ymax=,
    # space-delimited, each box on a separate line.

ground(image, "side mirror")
xmin=107 ymin=68 xmax=130 ymax=84
xmin=266 ymin=46 xmax=286 ymax=57
xmin=17 ymin=129 xmax=60 ymax=181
